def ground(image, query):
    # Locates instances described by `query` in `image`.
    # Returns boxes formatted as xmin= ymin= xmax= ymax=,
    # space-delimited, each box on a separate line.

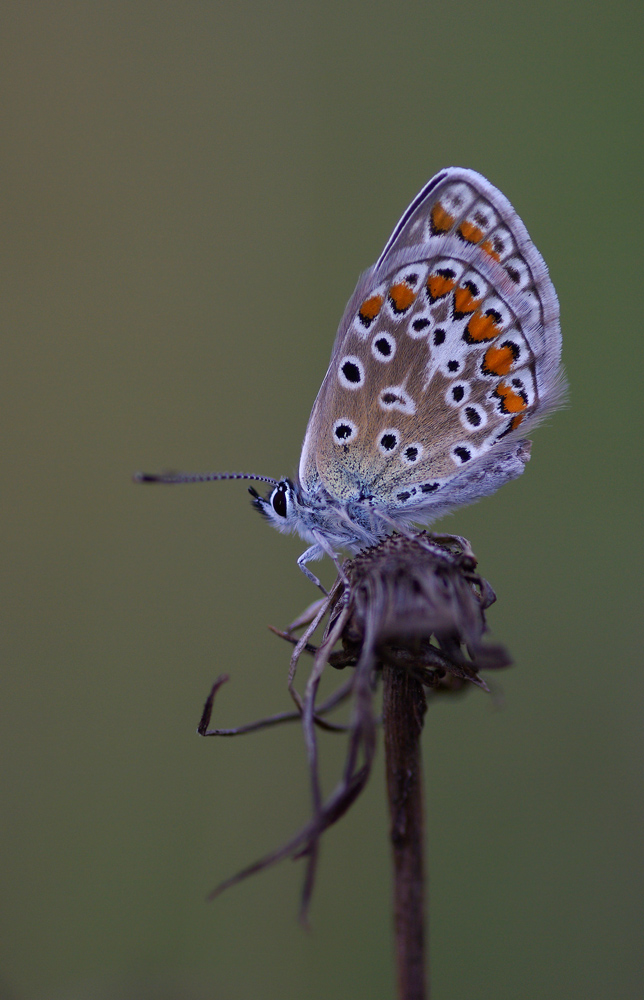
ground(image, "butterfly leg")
xmin=429 ymin=533 xmax=476 ymax=561
xmin=311 ymin=529 xmax=350 ymax=590
xmin=297 ymin=545 xmax=328 ymax=594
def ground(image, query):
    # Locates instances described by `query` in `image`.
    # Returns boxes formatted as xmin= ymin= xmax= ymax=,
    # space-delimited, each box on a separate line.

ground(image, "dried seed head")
xmin=327 ymin=532 xmax=511 ymax=692
xmin=202 ymin=531 xmax=511 ymax=918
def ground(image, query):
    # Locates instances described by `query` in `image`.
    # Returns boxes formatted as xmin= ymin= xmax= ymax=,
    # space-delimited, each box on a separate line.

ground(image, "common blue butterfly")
xmin=138 ymin=168 xmax=564 ymax=590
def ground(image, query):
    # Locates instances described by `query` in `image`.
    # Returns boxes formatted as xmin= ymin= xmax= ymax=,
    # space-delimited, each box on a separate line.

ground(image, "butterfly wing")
xmin=299 ymin=168 xmax=563 ymax=520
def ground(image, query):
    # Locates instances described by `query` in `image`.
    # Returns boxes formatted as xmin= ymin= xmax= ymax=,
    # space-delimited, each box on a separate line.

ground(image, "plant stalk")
xmin=383 ymin=662 xmax=428 ymax=1000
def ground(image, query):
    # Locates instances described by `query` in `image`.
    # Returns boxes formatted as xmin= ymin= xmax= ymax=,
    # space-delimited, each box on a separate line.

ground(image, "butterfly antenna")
xmin=133 ymin=471 xmax=279 ymax=486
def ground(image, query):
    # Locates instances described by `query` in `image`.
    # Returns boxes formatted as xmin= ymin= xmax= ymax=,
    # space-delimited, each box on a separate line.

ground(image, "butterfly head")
xmin=249 ymin=478 xmax=303 ymax=535
xmin=248 ymin=476 xmax=380 ymax=553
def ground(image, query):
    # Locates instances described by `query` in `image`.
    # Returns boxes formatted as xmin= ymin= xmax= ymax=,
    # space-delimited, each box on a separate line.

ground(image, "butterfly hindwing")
xmin=299 ymin=168 xmax=562 ymax=521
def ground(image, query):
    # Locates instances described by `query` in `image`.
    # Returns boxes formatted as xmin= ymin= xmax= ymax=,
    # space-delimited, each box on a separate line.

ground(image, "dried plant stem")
xmin=383 ymin=660 xmax=428 ymax=1000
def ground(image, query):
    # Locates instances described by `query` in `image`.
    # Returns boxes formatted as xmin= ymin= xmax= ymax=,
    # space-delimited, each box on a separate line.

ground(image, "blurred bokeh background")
xmin=2 ymin=3 xmax=641 ymax=998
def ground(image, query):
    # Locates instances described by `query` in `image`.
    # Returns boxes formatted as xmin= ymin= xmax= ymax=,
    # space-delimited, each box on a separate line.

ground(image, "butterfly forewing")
xmin=299 ymin=168 xmax=562 ymax=519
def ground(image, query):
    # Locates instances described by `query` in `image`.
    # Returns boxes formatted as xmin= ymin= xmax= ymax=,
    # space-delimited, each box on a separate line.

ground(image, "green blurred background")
xmin=2 ymin=3 xmax=641 ymax=998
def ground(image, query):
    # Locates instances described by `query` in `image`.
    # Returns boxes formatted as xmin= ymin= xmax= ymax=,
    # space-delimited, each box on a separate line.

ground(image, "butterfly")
xmin=137 ymin=168 xmax=564 ymax=590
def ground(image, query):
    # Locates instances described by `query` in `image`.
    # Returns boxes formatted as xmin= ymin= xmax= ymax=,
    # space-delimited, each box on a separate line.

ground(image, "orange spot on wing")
xmin=458 ymin=220 xmax=484 ymax=244
xmin=495 ymin=382 xmax=527 ymax=414
xmin=483 ymin=343 xmax=516 ymax=376
xmin=481 ymin=238 xmax=501 ymax=262
xmin=359 ymin=294 xmax=384 ymax=322
xmin=388 ymin=282 xmax=416 ymax=312
xmin=426 ymin=272 xmax=456 ymax=300
xmin=430 ymin=202 xmax=455 ymax=233
xmin=453 ymin=285 xmax=482 ymax=315
xmin=510 ymin=414 xmax=524 ymax=430
xmin=466 ymin=311 xmax=502 ymax=343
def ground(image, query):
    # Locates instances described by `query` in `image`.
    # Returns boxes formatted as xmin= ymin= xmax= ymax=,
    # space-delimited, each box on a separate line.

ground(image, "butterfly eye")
xmin=271 ymin=484 xmax=288 ymax=518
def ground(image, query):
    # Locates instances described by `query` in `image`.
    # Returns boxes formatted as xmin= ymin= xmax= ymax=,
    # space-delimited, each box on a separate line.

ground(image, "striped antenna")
xmin=133 ymin=471 xmax=279 ymax=486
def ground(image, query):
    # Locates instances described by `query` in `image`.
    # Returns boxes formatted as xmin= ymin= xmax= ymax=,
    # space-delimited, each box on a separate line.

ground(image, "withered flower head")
xmin=330 ymin=531 xmax=511 ymax=691
xmin=199 ymin=532 xmax=511 ymax=921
